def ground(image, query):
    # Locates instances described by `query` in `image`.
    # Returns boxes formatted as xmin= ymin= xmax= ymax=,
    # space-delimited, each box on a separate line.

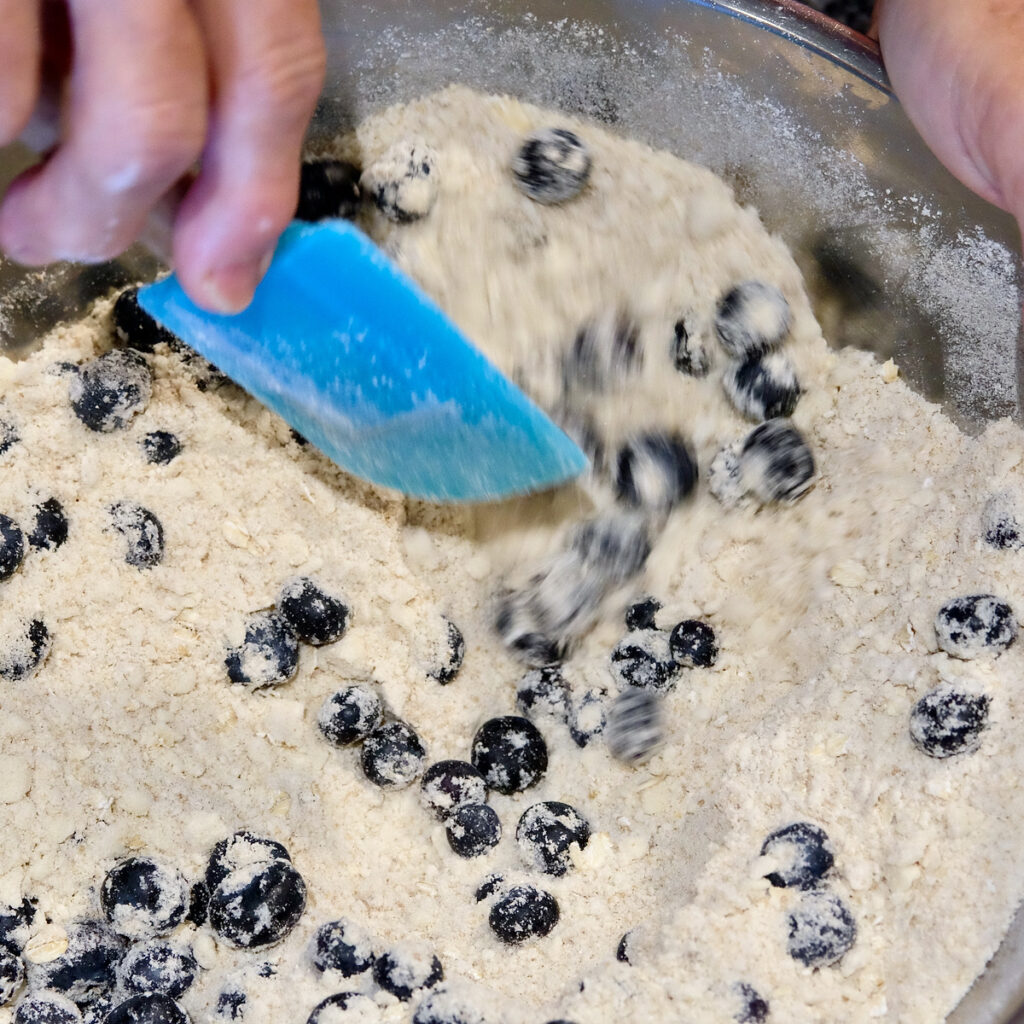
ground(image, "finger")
xmin=0 ymin=0 xmax=40 ymax=145
xmin=173 ymin=0 xmax=326 ymax=312
xmin=0 ymin=0 xmax=208 ymax=267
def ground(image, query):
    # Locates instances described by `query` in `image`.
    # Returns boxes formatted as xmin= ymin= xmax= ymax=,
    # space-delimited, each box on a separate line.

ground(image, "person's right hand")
xmin=0 ymin=0 xmax=327 ymax=314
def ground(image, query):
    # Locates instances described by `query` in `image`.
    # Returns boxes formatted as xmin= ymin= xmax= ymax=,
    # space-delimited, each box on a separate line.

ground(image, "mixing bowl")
xmin=1 ymin=0 xmax=1022 ymax=1019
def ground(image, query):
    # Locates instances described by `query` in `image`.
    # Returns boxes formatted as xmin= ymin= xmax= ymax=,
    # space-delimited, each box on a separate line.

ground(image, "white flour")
xmin=0 ymin=86 xmax=1022 ymax=1023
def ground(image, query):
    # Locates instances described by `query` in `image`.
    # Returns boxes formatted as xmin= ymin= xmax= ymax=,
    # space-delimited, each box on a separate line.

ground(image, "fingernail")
xmin=202 ymin=251 xmax=272 ymax=315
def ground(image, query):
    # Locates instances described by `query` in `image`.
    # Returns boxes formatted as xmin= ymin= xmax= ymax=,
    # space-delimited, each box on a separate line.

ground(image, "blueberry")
xmin=185 ymin=883 xmax=208 ymax=927
xmin=669 ymin=619 xmax=719 ymax=668
xmin=494 ymin=588 xmax=568 ymax=667
xmin=760 ymin=823 xmax=834 ymax=890
xmin=361 ymin=143 xmax=438 ymax=223
xmin=672 ymin=318 xmax=710 ymax=378
xmin=512 ymin=128 xmax=591 ymax=204
xmin=0 ymin=944 xmax=24 ymax=1004
xmin=471 ymin=716 xmax=548 ymax=795
xmin=563 ymin=314 xmax=642 ymax=393
xmin=625 ymin=597 xmax=661 ymax=632
xmin=428 ymin=618 xmax=465 ymax=684
xmin=307 ymin=993 xmax=377 ymax=1024
xmin=109 ymin=502 xmax=164 ymax=569
xmin=614 ymin=433 xmax=697 ymax=513
xmin=117 ymin=942 xmax=196 ymax=999
xmin=515 ymin=666 xmax=571 ymax=723
xmin=610 ymin=630 xmax=680 ymax=693
xmin=786 ymin=891 xmax=856 ymax=968
xmin=412 ymin=987 xmax=488 ymax=1024
xmin=205 ymin=831 xmax=291 ymax=892
xmin=420 ymin=760 xmax=487 ymax=820
xmin=982 ymin=492 xmax=1024 ymax=550
xmin=0 ymin=898 xmax=37 ymax=951
xmin=141 ymin=433 xmax=182 ymax=467
xmin=474 ymin=874 xmax=505 ymax=902
xmin=723 ymin=352 xmax=801 ymax=421
xmin=516 ymin=801 xmax=590 ymax=876
xmin=214 ymin=989 xmax=245 ymax=1020
xmin=360 ymin=720 xmax=427 ymax=789
xmin=446 ymin=804 xmax=502 ymax=858
xmin=910 ymin=685 xmax=990 ymax=758
xmin=488 ymin=885 xmax=559 ymax=944
xmin=103 ymin=993 xmax=189 ymax=1024
xmin=225 ymin=611 xmax=299 ymax=688
xmin=372 ymin=945 xmax=443 ymax=1001
xmin=0 ymin=515 xmax=25 ymax=581
xmin=740 ymin=419 xmax=815 ymax=504
xmin=69 ymin=351 xmax=151 ymax=432
xmin=296 ymin=159 xmax=362 ymax=222
xmin=568 ymin=688 xmax=606 ymax=748
xmin=14 ymin=993 xmax=82 ymax=1024
xmin=733 ymin=982 xmax=770 ymax=1022
xmin=616 ymin=932 xmax=633 ymax=964
xmin=208 ymin=859 xmax=306 ymax=950
xmin=0 ymin=419 xmax=19 ymax=457
xmin=311 ymin=919 xmax=375 ymax=977
xmin=277 ymin=577 xmax=349 ymax=647
xmin=714 ymin=281 xmax=791 ymax=359
xmin=605 ymin=689 xmax=663 ymax=764
xmin=934 ymin=594 xmax=1017 ymax=659
xmin=28 ymin=920 xmax=126 ymax=1006
xmin=317 ymin=685 xmax=382 ymax=747
xmin=82 ymin=995 xmax=116 ymax=1024
xmin=0 ymin=619 xmax=51 ymax=681
xmin=100 ymin=858 xmax=189 ymax=940
xmin=113 ymin=289 xmax=179 ymax=354
xmin=28 ymin=499 xmax=68 ymax=551
xmin=708 ymin=440 xmax=747 ymax=508
xmin=571 ymin=513 xmax=652 ymax=584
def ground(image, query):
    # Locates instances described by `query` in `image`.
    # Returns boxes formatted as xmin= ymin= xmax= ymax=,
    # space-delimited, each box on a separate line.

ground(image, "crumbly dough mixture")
xmin=1 ymin=85 xmax=1024 ymax=1023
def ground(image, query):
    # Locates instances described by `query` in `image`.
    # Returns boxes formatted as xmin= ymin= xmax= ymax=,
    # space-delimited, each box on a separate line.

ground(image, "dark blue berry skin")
xmin=360 ymin=721 xmax=428 ymax=789
xmin=571 ymin=515 xmax=652 ymax=584
xmin=714 ymin=281 xmax=791 ymax=359
xmin=0 ymin=420 xmax=18 ymax=457
xmin=724 ymin=354 xmax=801 ymax=421
xmin=910 ymin=687 xmax=990 ymax=758
xmin=0 ymin=944 xmax=24 ymax=1004
xmin=214 ymin=990 xmax=245 ymax=1020
xmin=605 ymin=689 xmax=663 ymax=764
xmin=69 ymin=351 xmax=151 ymax=432
xmin=428 ymin=618 xmax=465 ymax=684
xmin=141 ymin=433 xmax=182 ymax=467
xmin=563 ymin=316 xmax=641 ymax=393
xmin=28 ymin=499 xmax=68 ymax=551
xmin=625 ymin=598 xmax=661 ymax=632
xmin=0 ymin=898 xmax=36 ymax=951
xmin=488 ymin=885 xmax=559 ymax=944
xmin=982 ymin=493 xmax=1024 ymax=550
xmin=0 ymin=515 xmax=25 ymax=581
xmin=471 ymin=716 xmax=548 ymax=795
xmin=515 ymin=667 xmax=571 ymax=723
xmin=205 ymin=832 xmax=291 ymax=892
xmin=761 ymin=823 xmax=834 ymax=890
xmin=103 ymin=993 xmax=189 ymax=1024
xmin=512 ymin=128 xmax=592 ymax=204
xmin=412 ymin=988 xmax=487 ymax=1024
xmin=13 ymin=993 xmax=82 ymax=1024
xmin=516 ymin=802 xmax=591 ymax=877
xmin=209 ymin=859 xmax=307 ymax=950
xmin=118 ymin=942 xmax=197 ymax=1000
xmin=277 ymin=577 xmax=349 ymax=647
xmin=610 ymin=633 xmax=679 ymax=693
xmin=311 ymin=919 xmax=375 ymax=978
xmin=614 ymin=433 xmax=698 ymax=513
xmin=786 ymin=891 xmax=857 ymax=968
xmin=109 ymin=503 xmax=164 ymax=569
xmin=616 ymin=932 xmax=632 ymax=964
xmin=29 ymin=920 xmax=126 ymax=1007
xmin=0 ymin=619 xmax=50 ymax=681
xmin=985 ymin=517 xmax=1022 ymax=550
xmin=446 ymin=804 xmax=502 ymax=858
xmin=672 ymin=318 xmax=710 ymax=378
xmin=363 ymin=146 xmax=436 ymax=223
xmin=740 ymin=420 xmax=815 ymax=504
xmin=569 ymin=689 xmax=606 ymax=748
xmin=113 ymin=289 xmax=179 ymax=354
xmin=317 ymin=686 xmax=382 ymax=747
xmin=296 ymin=160 xmax=362 ymax=222
xmin=934 ymin=595 xmax=1017 ymax=659
xmin=420 ymin=761 xmax=487 ymax=821
xmin=224 ymin=611 xmax=299 ymax=688
xmin=474 ymin=874 xmax=505 ymax=903
xmin=100 ymin=859 xmax=188 ymax=940
xmin=669 ymin=620 xmax=718 ymax=668
xmin=372 ymin=948 xmax=443 ymax=1001
xmin=307 ymin=993 xmax=374 ymax=1024
xmin=185 ymin=883 xmax=208 ymax=927
xmin=734 ymin=982 xmax=770 ymax=1022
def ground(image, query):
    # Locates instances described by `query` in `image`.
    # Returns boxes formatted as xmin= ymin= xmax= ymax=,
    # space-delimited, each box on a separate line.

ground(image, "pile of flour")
xmin=0 ymin=86 xmax=1022 ymax=1023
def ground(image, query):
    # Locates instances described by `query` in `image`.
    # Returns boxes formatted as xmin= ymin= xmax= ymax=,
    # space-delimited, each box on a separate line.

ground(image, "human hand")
xmin=873 ymin=0 xmax=1024 ymax=249
xmin=0 ymin=0 xmax=326 ymax=313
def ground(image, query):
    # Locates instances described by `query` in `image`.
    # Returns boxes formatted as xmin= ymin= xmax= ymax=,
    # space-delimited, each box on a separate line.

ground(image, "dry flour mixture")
xmin=0 ymin=85 xmax=1023 ymax=1024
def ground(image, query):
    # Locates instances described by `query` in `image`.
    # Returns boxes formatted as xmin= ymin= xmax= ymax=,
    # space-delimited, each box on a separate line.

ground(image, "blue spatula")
xmin=138 ymin=220 xmax=587 ymax=502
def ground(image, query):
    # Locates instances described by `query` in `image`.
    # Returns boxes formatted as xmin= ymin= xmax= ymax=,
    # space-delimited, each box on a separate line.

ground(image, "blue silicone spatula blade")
xmin=138 ymin=220 xmax=587 ymax=502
